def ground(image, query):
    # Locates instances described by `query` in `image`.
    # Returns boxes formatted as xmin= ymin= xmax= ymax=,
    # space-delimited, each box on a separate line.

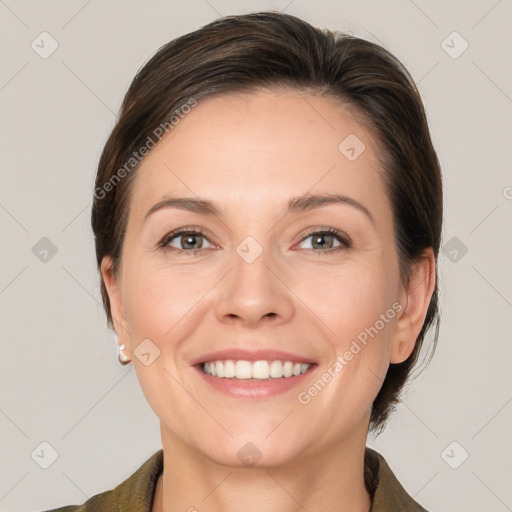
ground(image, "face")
xmin=102 ymin=88 xmax=422 ymax=468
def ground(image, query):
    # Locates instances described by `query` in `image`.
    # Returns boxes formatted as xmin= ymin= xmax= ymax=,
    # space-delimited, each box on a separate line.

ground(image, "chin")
xmin=202 ymin=442 xmax=300 ymax=470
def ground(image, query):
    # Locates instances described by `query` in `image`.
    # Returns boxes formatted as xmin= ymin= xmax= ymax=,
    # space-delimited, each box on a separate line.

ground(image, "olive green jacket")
xmin=43 ymin=447 xmax=428 ymax=511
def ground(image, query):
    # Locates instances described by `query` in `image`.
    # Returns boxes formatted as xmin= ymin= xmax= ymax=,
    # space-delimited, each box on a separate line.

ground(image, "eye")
xmin=160 ymin=228 xmax=214 ymax=255
xmin=297 ymin=228 xmax=351 ymax=252
xmin=159 ymin=227 xmax=351 ymax=255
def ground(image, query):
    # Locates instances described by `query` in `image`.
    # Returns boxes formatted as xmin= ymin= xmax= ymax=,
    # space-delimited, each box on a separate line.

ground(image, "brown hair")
xmin=91 ymin=11 xmax=442 ymax=432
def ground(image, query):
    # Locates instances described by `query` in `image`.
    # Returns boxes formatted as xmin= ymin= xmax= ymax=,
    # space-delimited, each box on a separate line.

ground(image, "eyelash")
xmin=159 ymin=227 xmax=352 ymax=256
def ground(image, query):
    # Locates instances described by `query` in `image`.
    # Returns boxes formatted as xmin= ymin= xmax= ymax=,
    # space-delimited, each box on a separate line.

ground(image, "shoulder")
xmin=365 ymin=446 xmax=429 ymax=512
xmin=41 ymin=450 xmax=163 ymax=512
xmin=41 ymin=490 xmax=115 ymax=512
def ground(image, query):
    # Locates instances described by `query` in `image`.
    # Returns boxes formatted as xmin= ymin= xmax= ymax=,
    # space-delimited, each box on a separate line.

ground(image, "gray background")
xmin=1 ymin=1 xmax=511 ymax=511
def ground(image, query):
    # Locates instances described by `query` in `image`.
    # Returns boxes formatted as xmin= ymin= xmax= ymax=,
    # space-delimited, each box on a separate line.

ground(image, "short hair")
xmin=91 ymin=11 xmax=442 ymax=432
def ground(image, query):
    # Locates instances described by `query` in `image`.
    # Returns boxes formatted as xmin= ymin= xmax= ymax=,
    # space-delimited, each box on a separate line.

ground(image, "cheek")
xmin=293 ymin=258 xmax=397 ymax=335
xmin=121 ymin=263 xmax=214 ymax=427
xmin=293 ymin=259 xmax=398 ymax=393
xmin=291 ymin=268 xmax=398 ymax=430
xmin=123 ymin=262 xmax=211 ymax=339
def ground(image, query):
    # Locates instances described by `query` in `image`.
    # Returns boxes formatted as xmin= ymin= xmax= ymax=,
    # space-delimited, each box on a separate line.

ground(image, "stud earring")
xmin=118 ymin=343 xmax=131 ymax=365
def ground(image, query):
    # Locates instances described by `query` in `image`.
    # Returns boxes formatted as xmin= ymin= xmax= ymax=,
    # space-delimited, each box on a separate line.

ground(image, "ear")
xmin=100 ymin=256 xmax=131 ymax=355
xmin=390 ymin=248 xmax=436 ymax=364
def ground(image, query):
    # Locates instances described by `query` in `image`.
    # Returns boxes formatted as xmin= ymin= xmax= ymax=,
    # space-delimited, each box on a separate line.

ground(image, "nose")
xmin=214 ymin=245 xmax=295 ymax=328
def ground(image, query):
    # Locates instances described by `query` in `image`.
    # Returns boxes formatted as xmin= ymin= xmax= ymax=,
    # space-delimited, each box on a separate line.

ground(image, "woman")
xmin=47 ymin=11 xmax=441 ymax=512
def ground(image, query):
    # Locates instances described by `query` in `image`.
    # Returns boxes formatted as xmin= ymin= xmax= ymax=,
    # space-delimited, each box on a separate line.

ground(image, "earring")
xmin=118 ymin=343 xmax=131 ymax=365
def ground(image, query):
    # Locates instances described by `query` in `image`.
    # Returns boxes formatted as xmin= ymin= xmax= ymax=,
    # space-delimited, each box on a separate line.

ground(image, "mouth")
xmin=197 ymin=359 xmax=314 ymax=380
xmin=192 ymin=355 xmax=318 ymax=399
xmin=190 ymin=348 xmax=318 ymax=398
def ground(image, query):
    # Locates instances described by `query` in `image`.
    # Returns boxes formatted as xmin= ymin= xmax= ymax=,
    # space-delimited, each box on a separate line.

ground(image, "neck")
xmin=155 ymin=423 xmax=372 ymax=512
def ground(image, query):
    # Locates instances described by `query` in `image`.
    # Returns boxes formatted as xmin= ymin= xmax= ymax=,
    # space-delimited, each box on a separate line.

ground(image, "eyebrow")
xmin=143 ymin=193 xmax=375 ymax=225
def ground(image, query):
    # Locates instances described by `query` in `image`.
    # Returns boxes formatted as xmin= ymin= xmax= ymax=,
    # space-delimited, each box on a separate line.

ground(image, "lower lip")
xmin=194 ymin=364 xmax=317 ymax=399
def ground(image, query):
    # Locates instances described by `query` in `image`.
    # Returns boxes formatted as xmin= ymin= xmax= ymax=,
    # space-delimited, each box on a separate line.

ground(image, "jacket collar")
xmin=113 ymin=447 xmax=428 ymax=511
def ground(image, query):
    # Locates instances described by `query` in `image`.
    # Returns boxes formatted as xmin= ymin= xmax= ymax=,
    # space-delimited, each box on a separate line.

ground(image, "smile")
xmin=201 ymin=359 xmax=311 ymax=379
xmin=194 ymin=360 xmax=317 ymax=399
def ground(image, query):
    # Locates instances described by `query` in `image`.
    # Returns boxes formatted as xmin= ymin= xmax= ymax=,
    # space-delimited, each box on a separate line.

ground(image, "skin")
xmin=101 ymin=88 xmax=435 ymax=512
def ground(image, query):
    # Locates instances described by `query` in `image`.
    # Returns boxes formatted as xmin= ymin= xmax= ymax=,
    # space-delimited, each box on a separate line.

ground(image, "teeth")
xmin=201 ymin=360 xmax=311 ymax=379
xmin=224 ymin=360 xmax=235 ymax=378
xmin=283 ymin=361 xmax=294 ymax=377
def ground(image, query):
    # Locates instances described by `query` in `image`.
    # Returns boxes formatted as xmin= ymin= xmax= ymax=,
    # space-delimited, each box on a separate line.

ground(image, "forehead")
xmin=127 ymin=88 xmax=389 ymax=224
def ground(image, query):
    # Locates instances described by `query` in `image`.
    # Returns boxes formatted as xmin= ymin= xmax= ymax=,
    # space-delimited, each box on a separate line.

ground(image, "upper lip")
xmin=190 ymin=348 xmax=316 ymax=366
